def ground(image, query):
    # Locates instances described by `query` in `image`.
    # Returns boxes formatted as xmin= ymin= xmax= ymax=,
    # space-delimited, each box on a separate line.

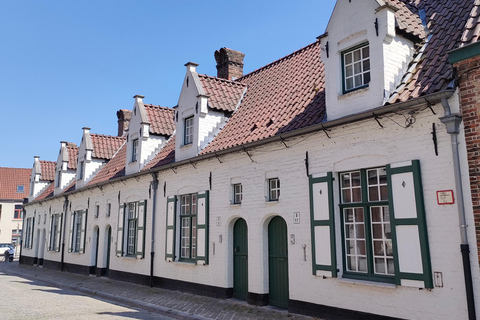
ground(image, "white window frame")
xmin=72 ymin=211 xmax=82 ymax=253
xmin=233 ymin=183 xmax=242 ymax=204
xmin=126 ymin=202 xmax=137 ymax=256
xmin=343 ymin=43 xmax=370 ymax=92
xmin=106 ymin=203 xmax=111 ymax=217
xmin=269 ymin=178 xmax=280 ymax=201
xmin=180 ymin=194 xmax=197 ymax=260
xmin=184 ymin=116 xmax=194 ymax=145
xmin=132 ymin=139 xmax=139 ymax=162
xmin=78 ymin=161 xmax=84 ymax=180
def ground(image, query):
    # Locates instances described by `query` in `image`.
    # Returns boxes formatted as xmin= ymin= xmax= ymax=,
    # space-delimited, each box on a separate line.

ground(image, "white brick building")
xmin=21 ymin=1 xmax=480 ymax=319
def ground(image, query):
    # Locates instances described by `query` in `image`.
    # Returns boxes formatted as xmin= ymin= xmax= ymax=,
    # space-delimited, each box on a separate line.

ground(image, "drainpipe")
xmin=439 ymin=98 xmax=477 ymax=320
xmin=149 ymin=172 xmax=159 ymax=287
xmin=60 ymin=195 xmax=69 ymax=272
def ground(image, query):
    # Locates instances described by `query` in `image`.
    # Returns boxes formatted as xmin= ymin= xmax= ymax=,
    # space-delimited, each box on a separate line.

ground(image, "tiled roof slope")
xmin=142 ymin=136 xmax=176 ymax=170
xmin=63 ymin=180 xmax=76 ymax=193
xmin=86 ymin=143 xmax=127 ymax=186
xmin=387 ymin=0 xmax=426 ymax=40
xmin=67 ymin=145 xmax=78 ymax=170
xmin=201 ymin=41 xmax=325 ymax=154
xmin=144 ymin=104 xmax=175 ymax=136
xmin=389 ymin=0 xmax=475 ymax=103
xmin=0 ymin=167 xmax=31 ymax=200
xmin=40 ymin=161 xmax=56 ymax=181
xmin=460 ymin=0 xmax=480 ymax=47
xmin=35 ymin=182 xmax=54 ymax=201
xmin=198 ymin=75 xmax=247 ymax=112
xmin=91 ymin=134 xmax=126 ymax=160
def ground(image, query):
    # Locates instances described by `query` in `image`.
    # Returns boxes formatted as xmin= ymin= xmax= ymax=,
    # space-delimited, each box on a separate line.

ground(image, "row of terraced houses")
xmin=19 ymin=1 xmax=480 ymax=319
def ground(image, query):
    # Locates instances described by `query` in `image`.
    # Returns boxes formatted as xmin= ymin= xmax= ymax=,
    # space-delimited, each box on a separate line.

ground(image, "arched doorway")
xmin=268 ymin=216 xmax=289 ymax=308
xmin=233 ymin=218 xmax=248 ymax=300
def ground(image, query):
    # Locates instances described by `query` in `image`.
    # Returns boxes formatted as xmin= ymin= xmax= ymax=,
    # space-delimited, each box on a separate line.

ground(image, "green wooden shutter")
xmin=136 ymin=200 xmax=147 ymax=258
xmin=68 ymin=213 xmax=74 ymax=253
xmin=387 ymin=160 xmax=433 ymax=289
xmin=79 ymin=209 xmax=87 ymax=254
xmin=309 ymin=173 xmax=337 ymax=277
xmin=56 ymin=214 xmax=62 ymax=252
xmin=116 ymin=204 xmax=125 ymax=256
xmin=165 ymin=196 xmax=176 ymax=260
xmin=48 ymin=215 xmax=54 ymax=251
xmin=196 ymin=191 xmax=209 ymax=265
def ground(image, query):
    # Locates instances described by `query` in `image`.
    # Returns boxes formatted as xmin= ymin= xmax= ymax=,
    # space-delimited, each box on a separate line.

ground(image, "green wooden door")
xmin=233 ymin=219 xmax=248 ymax=300
xmin=268 ymin=216 xmax=289 ymax=308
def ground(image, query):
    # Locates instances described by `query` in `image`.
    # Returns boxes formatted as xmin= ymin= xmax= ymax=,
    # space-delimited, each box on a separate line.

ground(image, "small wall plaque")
xmin=437 ymin=190 xmax=454 ymax=205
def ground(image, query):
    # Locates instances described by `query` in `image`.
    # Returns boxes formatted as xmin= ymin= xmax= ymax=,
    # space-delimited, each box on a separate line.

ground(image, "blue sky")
xmin=0 ymin=1 xmax=335 ymax=169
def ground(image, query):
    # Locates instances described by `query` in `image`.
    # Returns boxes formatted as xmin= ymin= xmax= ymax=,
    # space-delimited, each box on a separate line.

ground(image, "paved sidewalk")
xmin=0 ymin=260 xmax=321 ymax=320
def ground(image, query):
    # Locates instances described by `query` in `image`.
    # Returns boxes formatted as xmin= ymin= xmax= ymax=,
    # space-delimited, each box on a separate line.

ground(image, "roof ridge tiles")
xmin=198 ymin=74 xmax=248 ymax=87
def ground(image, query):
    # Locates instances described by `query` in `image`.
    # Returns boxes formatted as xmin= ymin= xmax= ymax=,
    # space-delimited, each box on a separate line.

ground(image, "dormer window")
xmin=78 ymin=161 xmax=84 ymax=180
xmin=132 ymin=139 xmax=138 ymax=162
xmin=343 ymin=43 xmax=370 ymax=92
xmin=16 ymin=185 xmax=25 ymax=193
xmin=184 ymin=116 xmax=194 ymax=145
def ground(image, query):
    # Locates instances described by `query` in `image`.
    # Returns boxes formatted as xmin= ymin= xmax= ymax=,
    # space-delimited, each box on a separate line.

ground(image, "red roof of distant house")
xmin=0 ymin=167 xmax=31 ymax=200
xmin=144 ymin=104 xmax=175 ymax=136
xmin=91 ymin=134 xmax=126 ymax=160
xmin=40 ymin=161 xmax=56 ymax=181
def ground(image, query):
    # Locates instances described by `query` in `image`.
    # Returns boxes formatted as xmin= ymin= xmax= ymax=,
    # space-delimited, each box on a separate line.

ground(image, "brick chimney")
xmin=117 ymin=109 xmax=132 ymax=136
xmin=214 ymin=48 xmax=245 ymax=80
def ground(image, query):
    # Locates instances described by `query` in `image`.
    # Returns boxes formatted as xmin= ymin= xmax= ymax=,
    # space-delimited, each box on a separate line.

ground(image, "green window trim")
xmin=196 ymin=191 xmax=209 ymax=265
xmin=117 ymin=201 xmax=147 ymax=259
xmin=309 ymin=173 xmax=337 ymax=277
xmin=342 ymin=42 xmax=371 ymax=94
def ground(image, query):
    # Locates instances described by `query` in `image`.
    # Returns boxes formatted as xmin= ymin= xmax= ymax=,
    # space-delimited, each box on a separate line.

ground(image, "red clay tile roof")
xmin=86 ymin=143 xmax=127 ymax=186
xmin=35 ymin=182 xmax=54 ymax=201
xmin=201 ymin=41 xmax=325 ymax=154
xmin=67 ymin=145 xmax=78 ymax=170
xmin=198 ymin=75 xmax=247 ymax=112
xmin=144 ymin=104 xmax=175 ymax=136
xmin=388 ymin=0 xmax=475 ymax=103
xmin=460 ymin=0 xmax=480 ymax=47
xmin=63 ymin=180 xmax=76 ymax=193
xmin=91 ymin=134 xmax=126 ymax=160
xmin=40 ymin=161 xmax=56 ymax=181
xmin=142 ymin=136 xmax=176 ymax=170
xmin=0 ymin=167 xmax=31 ymax=200
xmin=387 ymin=0 xmax=426 ymax=40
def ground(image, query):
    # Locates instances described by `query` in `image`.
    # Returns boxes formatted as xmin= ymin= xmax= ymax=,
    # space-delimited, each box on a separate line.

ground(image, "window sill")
xmin=338 ymin=277 xmax=396 ymax=289
xmin=230 ymin=203 xmax=241 ymax=207
xmin=339 ymin=86 xmax=369 ymax=99
xmin=266 ymin=199 xmax=279 ymax=204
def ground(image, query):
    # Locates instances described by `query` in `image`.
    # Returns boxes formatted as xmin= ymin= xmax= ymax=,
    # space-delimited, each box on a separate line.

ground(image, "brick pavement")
xmin=0 ymin=259 xmax=320 ymax=320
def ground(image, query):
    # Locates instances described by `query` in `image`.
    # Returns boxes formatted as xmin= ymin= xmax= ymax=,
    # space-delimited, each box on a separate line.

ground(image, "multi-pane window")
xmin=343 ymin=44 xmax=370 ymax=92
xmin=180 ymin=194 xmax=197 ymax=260
xmin=25 ymin=218 xmax=32 ymax=248
xmin=73 ymin=211 xmax=82 ymax=252
xmin=184 ymin=116 xmax=194 ymax=145
xmin=127 ymin=202 xmax=137 ymax=255
xmin=49 ymin=215 xmax=59 ymax=251
xmin=107 ymin=203 xmax=111 ymax=217
xmin=14 ymin=205 xmax=22 ymax=219
xmin=269 ymin=178 xmax=280 ymax=201
xmin=233 ymin=184 xmax=242 ymax=204
xmin=79 ymin=161 xmax=84 ymax=179
xmin=132 ymin=139 xmax=138 ymax=162
xmin=340 ymin=167 xmax=394 ymax=281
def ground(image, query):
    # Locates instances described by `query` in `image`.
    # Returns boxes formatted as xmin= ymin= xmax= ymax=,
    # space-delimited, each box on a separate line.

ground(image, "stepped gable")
xmin=66 ymin=143 xmax=78 ymax=170
xmin=144 ymin=104 xmax=175 ymax=136
xmin=40 ymin=161 xmax=56 ymax=181
xmin=387 ymin=0 xmax=426 ymax=40
xmin=460 ymin=0 xmax=480 ymax=47
xmin=62 ymin=180 xmax=76 ymax=193
xmin=198 ymin=74 xmax=247 ymax=112
xmin=142 ymin=136 xmax=176 ymax=171
xmin=0 ymin=167 xmax=31 ymax=200
xmin=86 ymin=143 xmax=127 ymax=186
xmin=91 ymin=134 xmax=126 ymax=160
xmin=389 ymin=0 xmax=475 ymax=103
xmin=35 ymin=182 xmax=54 ymax=201
xmin=201 ymin=41 xmax=325 ymax=154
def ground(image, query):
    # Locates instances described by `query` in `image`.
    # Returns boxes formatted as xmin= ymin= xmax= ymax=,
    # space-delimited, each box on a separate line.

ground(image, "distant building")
xmin=0 ymin=167 xmax=30 ymax=246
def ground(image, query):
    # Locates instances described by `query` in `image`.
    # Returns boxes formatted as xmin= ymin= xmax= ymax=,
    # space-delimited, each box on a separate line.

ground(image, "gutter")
xmin=149 ymin=172 xmax=159 ymax=287
xmin=23 ymin=90 xmax=455 ymax=208
xmin=439 ymin=99 xmax=477 ymax=320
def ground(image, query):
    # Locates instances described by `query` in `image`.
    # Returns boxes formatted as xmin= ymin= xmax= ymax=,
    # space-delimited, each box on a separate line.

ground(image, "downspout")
xmin=439 ymin=98 xmax=477 ymax=320
xmin=60 ymin=195 xmax=69 ymax=272
xmin=149 ymin=172 xmax=159 ymax=287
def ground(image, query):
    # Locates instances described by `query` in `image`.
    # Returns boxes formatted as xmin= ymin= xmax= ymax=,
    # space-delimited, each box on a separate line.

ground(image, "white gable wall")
xmin=322 ymin=0 xmax=415 ymax=120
